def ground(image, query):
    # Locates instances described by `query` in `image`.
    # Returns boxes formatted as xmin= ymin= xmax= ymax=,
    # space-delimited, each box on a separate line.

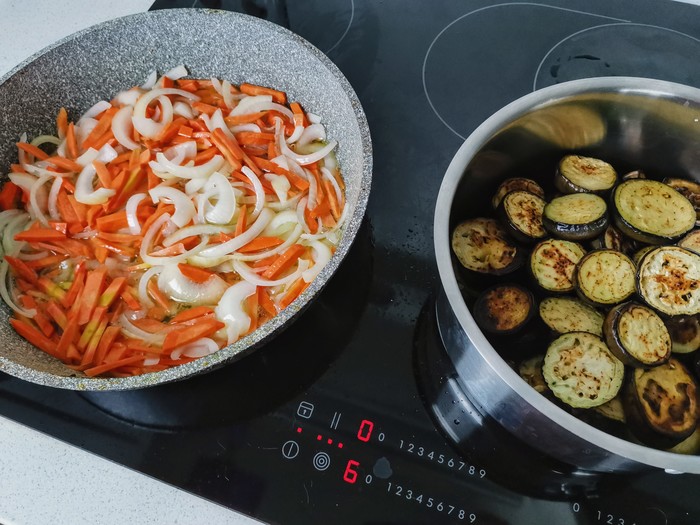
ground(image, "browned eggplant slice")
xmin=539 ymin=296 xmax=604 ymax=337
xmin=637 ymin=246 xmax=700 ymax=316
xmin=498 ymin=190 xmax=547 ymax=243
xmin=530 ymin=238 xmax=586 ymax=293
xmin=491 ymin=177 xmax=545 ymax=209
xmin=518 ymin=354 xmax=549 ymax=394
xmin=624 ymin=357 xmax=699 ymax=448
xmin=451 ymin=217 xmax=524 ymax=275
xmin=665 ymin=315 xmax=700 ymax=354
xmin=678 ymin=229 xmax=700 ymax=255
xmin=593 ymin=396 xmax=626 ymax=423
xmin=613 ymin=179 xmax=696 ymax=244
xmin=555 ymin=155 xmax=617 ymax=194
xmin=603 ymin=301 xmax=671 ymax=368
xmin=473 ymin=283 xmax=535 ymax=335
xmin=590 ymin=225 xmax=637 ymax=255
xmin=543 ymin=193 xmax=608 ymax=241
xmin=663 ymin=177 xmax=700 ymax=224
xmin=574 ymin=249 xmax=636 ymax=307
xmin=542 ymin=331 xmax=624 ymax=409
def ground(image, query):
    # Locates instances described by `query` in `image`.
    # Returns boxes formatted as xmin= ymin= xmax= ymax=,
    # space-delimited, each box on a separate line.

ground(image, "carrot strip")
xmin=45 ymin=156 xmax=83 ymax=173
xmin=0 ymin=182 xmax=21 ymax=210
xmin=65 ymin=123 xmax=79 ymax=159
xmin=84 ymin=355 xmax=144 ymax=377
xmin=9 ymin=318 xmax=57 ymax=356
xmin=177 ymin=263 xmax=215 ymax=284
xmin=56 ymin=316 xmax=80 ymax=357
xmin=78 ymin=268 xmax=108 ymax=325
xmin=81 ymin=107 xmax=116 ymax=150
xmin=45 ymin=300 xmax=68 ymax=330
xmin=14 ymin=228 xmax=66 ymax=242
xmin=240 ymin=83 xmax=287 ymax=105
xmin=162 ymin=318 xmax=225 ymax=352
xmin=238 ymin=236 xmax=284 ymax=253
xmin=258 ymin=287 xmax=278 ymax=317
xmin=93 ymin=325 xmax=121 ymax=365
xmin=56 ymin=107 xmax=69 ymax=138
xmin=169 ymin=306 xmax=215 ymax=324
xmin=16 ymin=142 xmax=49 ymax=161
xmin=81 ymin=315 xmax=109 ymax=367
xmin=5 ymin=256 xmax=38 ymax=283
xmin=279 ymin=277 xmax=308 ymax=309
xmin=234 ymin=205 xmax=248 ymax=237
xmin=262 ymin=244 xmax=306 ymax=279
xmin=19 ymin=295 xmax=54 ymax=338
xmin=147 ymin=280 xmax=172 ymax=311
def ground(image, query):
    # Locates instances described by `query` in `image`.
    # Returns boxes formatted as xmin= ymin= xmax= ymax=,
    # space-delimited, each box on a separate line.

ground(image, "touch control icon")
xmin=297 ymin=401 xmax=314 ymax=419
xmin=312 ymin=452 xmax=331 ymax=471
xmin=282 ymin=441 xmax=300 ymax=460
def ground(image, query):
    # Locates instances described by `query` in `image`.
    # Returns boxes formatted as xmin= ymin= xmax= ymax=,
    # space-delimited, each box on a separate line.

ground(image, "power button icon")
xmin=282 ymin=440 xmax=300 ymax=459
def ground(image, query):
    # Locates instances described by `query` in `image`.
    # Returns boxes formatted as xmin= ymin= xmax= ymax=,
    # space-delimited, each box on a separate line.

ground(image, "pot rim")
xmin=434 ymin=76 xmax=700 ymax=473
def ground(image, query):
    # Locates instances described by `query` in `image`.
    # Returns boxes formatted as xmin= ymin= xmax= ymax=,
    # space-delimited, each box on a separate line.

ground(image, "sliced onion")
xmin=231 ymin=123 xmax=262 ymax=134
xmin=265 ymin=173 xmax=290 ymax=203
xmin=173 ymin=100 xmax=195 ymax=119
xmin=3 ymin=212 xmax=31 ymax=256
xmin=321 ymin=166 xmax=344 ymax=208
xmin=241 ymin=166 xmax=265 ymax=219
xmin=165 ymin=140 xmax=197 ymax=162
xmin=111 ymin=105 xmax=139 ymax=150
xmin=185 ymin=178 xmax=208 ymax=195
xmin=160 ymin=65 xmax=188 ymax=82
xmin=170 ymin=337 xmax=219 ymax=360
xmin=263 ymin=210 xmax=298 ymax=236
xmin=162 ymin=223 xmax=234 ymax=247
xmin=126 ymin=193 xmax=147 ymax=235
xmin=198 ymin=207 xmax=274 ymax=259
xmin=48 ymin=175 xmax=64 ymax=221
xmin=75 ymin=163 xmax=116 ymax=205
xmin=221 ymin=79 xmax=235 ymax=109
xmin=142 ymin=70 xmax=158 ymax=89
xmin=75 ymin=147 xmax=99 ymax=167
xmin=30 ymin=135 xmax=61 ymax=147
xmin=277 ymin=119 xmax=337 ymax=165
xmin=215 ymin=280 xmax=257 ymax=344
xmin=75 ymin=117 xmax=97 ymax=146
xmin=0 ymin=261 xmax=35 ymax=318
xmin=96 ymin=143 xmax=118 ymax=164
xmin=118 ymin=312 xmax=166 ymax=345
xmin=115 ymin=87 xmax=143 ymax=107
xmin=233 ymin=223 xmax=302 ymax=262
xmin=137 ymin=265 xmax=163 ymax=310
xmin=202 ymin=172 xmax=237 ymax=224
xmin=233 ymin=259 xmax=302 ymax=287
xmin=150 ymin=152 xmax=224 ymax=179
xmin=302 ymin=240 xmax=332 ymax=283
xmin=149 ymin=185 xmax=195 ymax=227
xmin=157 ymin=263 xmax=227 ymax=305
xmin=230 ymin=96 xmax=294 ymax=121
xmin=307 ymin=112 xmax=322 ymax=124
xmin=81 ymin=100 xmax=111 ymax=120
xmin=16 ymin=250 xmax=50 ymax=261
xmin=296 ymin=196 xmax=311 ymax=234
xmin=133 ymin=94 xmax=173 ymax=139
xmin=297 ymin=123 xmax=326 ymax=147
xmin=306 ymin=166 xmax=318 ymax=210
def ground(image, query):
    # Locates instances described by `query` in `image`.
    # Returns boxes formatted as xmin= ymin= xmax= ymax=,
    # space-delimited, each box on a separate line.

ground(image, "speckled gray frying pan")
xmin=0 ymin=9 xmax=372 ymax=390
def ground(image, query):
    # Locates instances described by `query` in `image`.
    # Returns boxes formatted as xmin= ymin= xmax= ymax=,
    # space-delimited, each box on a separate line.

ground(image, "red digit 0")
xmin=357 ymin=420 xmax=374 ymax=442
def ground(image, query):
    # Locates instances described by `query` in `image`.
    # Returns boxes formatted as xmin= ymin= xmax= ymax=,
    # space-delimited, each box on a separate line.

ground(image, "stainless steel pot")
xmin=434 ymin=77 xmax=700 ymax=474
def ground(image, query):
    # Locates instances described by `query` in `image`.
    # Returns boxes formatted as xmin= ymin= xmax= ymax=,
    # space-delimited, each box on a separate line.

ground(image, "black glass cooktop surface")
xmin=3 ymin=1 xmax=700 ymax=524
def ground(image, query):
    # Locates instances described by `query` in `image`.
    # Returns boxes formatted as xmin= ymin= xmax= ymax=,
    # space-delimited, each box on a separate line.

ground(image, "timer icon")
xmin=312 ymin=452 xmax=331 ymax=471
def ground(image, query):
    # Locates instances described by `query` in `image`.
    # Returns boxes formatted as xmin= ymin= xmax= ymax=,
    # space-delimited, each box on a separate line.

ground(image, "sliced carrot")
xmin=77 ymin=268 xmax=108 ymax=325
xmin=238 ymin=236 xmax=285 ymax=253
xmin=162 ymin=318 xmax=225 ymax=352
xmin=84 ymin=355 xmax=144 ymax=377
xmin=45 ymin=156 xmax=83 ymax=173
xmin=24 ymin=254 xmax=68 ymax=270
xmin=65 ymin=122 xmax=79 ymax=159
xmin=93 ymin=160 xmax=112 ymax=187
xmin=16 ymin=142 xmax=49 ymax=161
xmin=37 ymin=277 xmax=66 ymax=301
xmin=81 ymin=107 xmax=117 ymax=150
xmin=14 ymin=228 xmax=66 ymax=243
xmin=80 ymin=315 xmax=109 ymax=367
xmin=93 ymin=325 xmax=121 ymax=365
xmin=19 ymin=295 xmax=54 ymax=338
xmin=240 ymin=83 xmax=287 ymax=105
xmin=290 ymin=102 xmax=308 ymax=127
xmin=279 ymin=277 xmax=308 ymax=309
xmin=56 ymin=107 xmax=69 ymax=138
xmin=262 ymin=244 xmax=307 ymax=279
xmin=147 ymin=279 xmax=172 ymax=311
xmin=61 ymin=263 xmax=86 ymax=309
xmin=225 ymin=111 xmax=268 ymax=126
xmin=98 ymin=277 xmax=127 ymax=308
xmin=258 ymin=287 xmax=278 ymax=317
xmin=9 ymin=318 xmax=57 ymax=356
xmin=177 ymin=263 xmax=215 ymax=284
xmin=120 ymin=287 xmax=142 ymax=311
xmin=234 ymin=205 xmax=248 ymax=237
xmin=95 ymin=210 xmax=129 ymax=232
xmin=45 ymin=300 xmax=68 ymax=330
xmin=169 ymin=306 xmax=215 ymax=324
xmin=5 ymin=256 xmax=38 ymax=284
xmin=0 ymin=182 xmax=21 ymax=210
xmin=235 ymin=132 xmax=275 ymax=146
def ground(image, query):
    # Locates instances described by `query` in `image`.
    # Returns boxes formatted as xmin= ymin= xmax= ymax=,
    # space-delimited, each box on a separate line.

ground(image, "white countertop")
xmin=0 ymin=4 xmax=264 ymax=523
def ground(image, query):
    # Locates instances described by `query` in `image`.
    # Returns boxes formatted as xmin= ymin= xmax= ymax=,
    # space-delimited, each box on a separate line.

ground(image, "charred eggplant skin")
xmin=491 ymin=177 xmax=545 ymax=209
xmin=543 ymin=193 xmax=608 ymax=241
xmin=555 ymin=155 xmax=617 ymax=194
xmin=473 ymin=283 xmax=535 ymax=335
xmin=613 ymin=179 xmax=696 ymax=244
xmin=623 ymin=358 xmax=699 ymax=448
xmin=603 ymin=301 xmax=671 ymax=368
xmin=451 ymin=218 xmax=524 ymax=275
xmin=498 ymin=190 xmax=547 ymax=243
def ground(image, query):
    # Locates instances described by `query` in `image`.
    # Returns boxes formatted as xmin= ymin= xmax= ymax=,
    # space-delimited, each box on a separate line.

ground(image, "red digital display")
xmin=342 ymin=460 xmax=360 ymax=484
xmin=357 ymin=419 xmax=374 ymax=442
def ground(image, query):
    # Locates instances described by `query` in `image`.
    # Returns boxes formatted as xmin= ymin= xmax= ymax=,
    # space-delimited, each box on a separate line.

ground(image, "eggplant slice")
xmin=590 ymin=225 xmax=637 ymax=256
xmin=473 ymin=284 xmax=535 ymax=335
xmin=637 ymin=246 xmax=700 ymax=316
xmin=543 ymin=331 xmax=624 ymax=409
xmin=678 ymin=229 xmax=700 ymax=255
xmin=624 ymin=357 xmax=699 ymax=448
xmin=451 ymin=218 xmax=523 ymax=275
xmin=665 ymin=315 xmax=700 ymax=354
xmin=539 ymin=296 xmax=604 ymax=337
xmin=663 ymin=177 xmax=700 ymax=224
xmin=555 ymin=155 xmax=617 ymax=194
xmin=613 ymin=179 xmax=696 ymax=244
xmin=498 ymin=190 xmax=547 ymax=243
xmin=491 ymin=177 xmax=545 ymax=209
xmin=530 ymin=238 xmax=586 ymax=293
xmin=543 ymin=193 xmax=608 ymax=241
xmin=603 ymin=301 xmax=671 ymax=368
xmin=574 ymin=249 xmax=637 ymax=307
